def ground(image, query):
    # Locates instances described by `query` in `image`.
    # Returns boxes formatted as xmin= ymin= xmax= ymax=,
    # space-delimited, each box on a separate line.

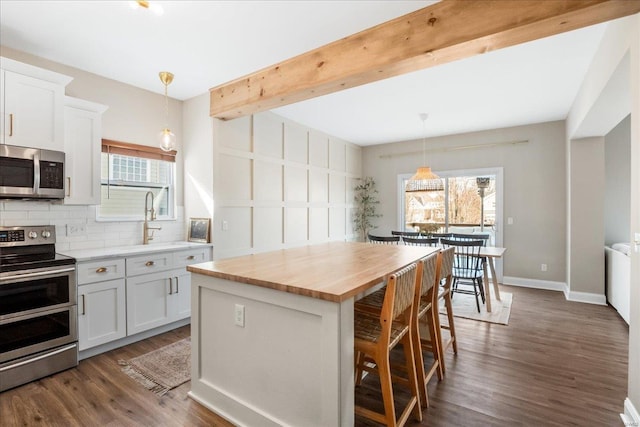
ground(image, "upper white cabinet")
xmin=64 ymin=97 xmax=108 ymax=205
xmin=0 ymin=57 xmax=72 ymax=150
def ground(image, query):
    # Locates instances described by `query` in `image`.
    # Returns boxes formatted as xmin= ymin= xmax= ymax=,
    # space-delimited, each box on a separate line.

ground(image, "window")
xmin=98 ymin=139 xmax=176 ymax=220
xmin=400 ymin=169 xmax=501 ymax=245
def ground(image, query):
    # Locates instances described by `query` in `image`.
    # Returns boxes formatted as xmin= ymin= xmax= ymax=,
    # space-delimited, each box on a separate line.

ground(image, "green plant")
xmin=353 ymin=176 xmax=382 ymax=241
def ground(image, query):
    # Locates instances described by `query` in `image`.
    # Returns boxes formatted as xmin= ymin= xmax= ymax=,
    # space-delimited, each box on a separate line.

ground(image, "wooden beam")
xmin=210 ymin=0 xmax=640 ymax=120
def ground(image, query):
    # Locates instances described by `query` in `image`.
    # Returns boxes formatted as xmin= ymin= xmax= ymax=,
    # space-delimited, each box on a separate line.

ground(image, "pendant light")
xmin=158 ymin=71 xmax=176 ymax=152
xmin=405 ymin=113 xmax=443 ymax=192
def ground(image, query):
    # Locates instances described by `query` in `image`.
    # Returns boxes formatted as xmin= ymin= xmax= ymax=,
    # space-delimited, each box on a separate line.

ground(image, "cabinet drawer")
xmin=77 ymin=258 xmax=125 ymax=285
xmin=173 ymin=247 xmax=212 ymax=269
xmin=126 ymin=252 xmax=173 ymax=276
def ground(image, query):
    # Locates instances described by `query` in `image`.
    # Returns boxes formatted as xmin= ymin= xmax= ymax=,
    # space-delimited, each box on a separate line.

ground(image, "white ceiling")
xmin=0 ymin=1 xmax=608 ymax=145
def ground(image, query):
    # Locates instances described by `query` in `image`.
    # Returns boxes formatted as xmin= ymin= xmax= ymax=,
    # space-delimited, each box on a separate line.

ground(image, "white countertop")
xmin=60 ymin=241 xmax=213 ymax=262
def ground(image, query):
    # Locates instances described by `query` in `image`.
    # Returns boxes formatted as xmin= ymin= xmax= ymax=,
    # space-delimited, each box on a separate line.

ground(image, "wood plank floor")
xmin=0 ymin=285 xmax=629 ymax=426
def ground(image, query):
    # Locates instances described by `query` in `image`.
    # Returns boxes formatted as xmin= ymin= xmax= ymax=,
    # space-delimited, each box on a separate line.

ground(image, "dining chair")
xmin=428 ymin=232 xmax=453 ymax=244
xmin=402 ymin=236 xmax=439 ymax=247
xmin=440 ymin=238 xmax=485 ymax=312
xmin=354 ymin=263 xmax=422 ymax=426
xmin=355 ymin=252 xmax=443 ymax=409
xmin=391 ymin=230 xmax=421 ymax=238
xmin=368 ymin=234 xmax=401 ymax=244
xmin=436 ymin=246 xmax=457 ymax=374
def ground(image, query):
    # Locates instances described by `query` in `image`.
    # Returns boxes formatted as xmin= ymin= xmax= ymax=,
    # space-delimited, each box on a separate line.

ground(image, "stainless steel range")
xmin=0 ymin=225 xmax=78 ymax=392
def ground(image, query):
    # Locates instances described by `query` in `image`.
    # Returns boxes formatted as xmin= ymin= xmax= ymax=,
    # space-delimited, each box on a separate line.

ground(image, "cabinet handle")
xmin=81 ymin=294 xmax=86 ymax=315
xmin=145 ymin=261 xmax=155 ymax=267
xmin=66 ymin=177 xmax=71 ymax=197
xmin=169 ymin=277 xmax=173 ymax=295
xmin=9 ymin=113 xmax=13 ymax=137
xmin=187 ymin=255 xmax=195 ymax=260
xmin=96 ymin=267 xmax=108 ymax=273
xmin=175 ymin=276 xmax=179 ymax=294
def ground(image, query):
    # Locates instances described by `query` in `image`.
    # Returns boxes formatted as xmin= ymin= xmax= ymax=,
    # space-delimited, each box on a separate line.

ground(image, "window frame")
xmin=97 ymin=139 xmax=177 ymax=222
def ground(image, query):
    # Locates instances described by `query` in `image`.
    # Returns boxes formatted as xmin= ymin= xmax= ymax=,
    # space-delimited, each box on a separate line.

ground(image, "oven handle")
xmin=0 ymin=267 xmax=75 ymax=282
xmin=0 ymin=344 xmax=77 ymax=372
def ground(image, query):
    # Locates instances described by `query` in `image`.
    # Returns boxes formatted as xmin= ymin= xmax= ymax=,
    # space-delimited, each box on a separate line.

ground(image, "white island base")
xmin=188 ymin=273 xmax=355 ymax=427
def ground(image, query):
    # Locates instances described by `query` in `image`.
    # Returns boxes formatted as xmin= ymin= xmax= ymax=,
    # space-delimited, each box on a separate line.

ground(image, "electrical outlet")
xmin=541 ymin=264 xmax=548 ymax=272
xmin=66 ymin=224 xmax=87 ymax=237
xmin=222 ymin=220 xmax=229 ymax=231
xmin=507 ymin=217 xmax=514 ymax=225
xmin=234 ymin=304 xmax=245 ymax=327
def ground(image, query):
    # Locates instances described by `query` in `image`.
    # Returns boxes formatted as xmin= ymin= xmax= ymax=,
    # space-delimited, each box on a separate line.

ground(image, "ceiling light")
xmin=129 ymin=1 xmax=164 ymax=16
xmin=405 ymin=113 xmax=444 ymax=192
xmin=158 ymin=71 xmax=176 ymax=152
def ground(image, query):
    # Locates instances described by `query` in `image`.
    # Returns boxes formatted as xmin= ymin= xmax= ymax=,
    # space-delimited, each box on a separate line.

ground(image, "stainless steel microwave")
xmin=0 ymin=144 xmax=65 ymax=200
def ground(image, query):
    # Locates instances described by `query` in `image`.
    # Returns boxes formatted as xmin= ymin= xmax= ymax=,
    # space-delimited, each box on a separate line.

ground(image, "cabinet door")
xmin=64 ymin=99 xmax=106 ymax=205
xmin=78 ymin=279 xmax=126 ymax=350
xmin=172 ymin=270 xmax=191 ymax=320
xmin=3 ymin=71 xmax=65 ymax=150
xmin=126 ymin=271 xmax=172 ymax=335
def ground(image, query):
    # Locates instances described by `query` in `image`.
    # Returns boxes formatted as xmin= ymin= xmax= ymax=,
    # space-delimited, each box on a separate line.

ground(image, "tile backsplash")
xmin=0 ymin=201 xmax=186 ymax=252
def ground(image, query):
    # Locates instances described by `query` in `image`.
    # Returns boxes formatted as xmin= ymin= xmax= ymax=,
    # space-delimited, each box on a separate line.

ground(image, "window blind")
xmin=101 ymin=139 xmax=176 ymax=162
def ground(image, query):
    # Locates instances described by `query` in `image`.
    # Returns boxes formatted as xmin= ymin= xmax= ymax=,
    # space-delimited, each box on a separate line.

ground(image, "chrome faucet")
xmin=143 ymin=191 xmax=161 ymax=244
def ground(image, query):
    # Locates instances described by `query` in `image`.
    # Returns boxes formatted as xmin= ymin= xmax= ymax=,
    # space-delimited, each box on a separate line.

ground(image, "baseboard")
xmin=621 ymin=398 xmax=640 ymax=426
xmin=502 ymin=276 xmax=566 ymax=291
xmin=502 ymin=277 xmax=606 ymax=305
xmin=563 ymin=283 xmax=607 ymax=305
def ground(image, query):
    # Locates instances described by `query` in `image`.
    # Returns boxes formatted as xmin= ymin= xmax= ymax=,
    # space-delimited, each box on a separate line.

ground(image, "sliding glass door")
xmin=398 ymin=167 xmax=504 ymax=278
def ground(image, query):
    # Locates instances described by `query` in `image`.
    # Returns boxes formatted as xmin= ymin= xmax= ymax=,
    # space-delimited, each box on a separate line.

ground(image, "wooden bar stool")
xmin=354 ymin=263 xmax=422 ymax=427
xmin=437 ymin=246 xmax=458 ymax=371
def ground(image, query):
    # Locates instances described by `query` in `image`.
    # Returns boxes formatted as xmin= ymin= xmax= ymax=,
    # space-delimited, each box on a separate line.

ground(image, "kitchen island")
xmin=187 ymin=241 xmax=438 ymax=427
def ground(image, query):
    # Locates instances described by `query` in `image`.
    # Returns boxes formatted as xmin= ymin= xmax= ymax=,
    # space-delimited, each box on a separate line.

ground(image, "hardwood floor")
xmin=0 ymin=285 xmax=628 ymax=426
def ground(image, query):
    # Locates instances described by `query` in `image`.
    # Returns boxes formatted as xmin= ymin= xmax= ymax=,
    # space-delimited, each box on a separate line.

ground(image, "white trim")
xmin=621 ymin=398 xmax=640 ymax=426
xmin=564 ymin=284 xmax=607 ymax=305
xmin=502 ymin=276 xmax=566 ymax=291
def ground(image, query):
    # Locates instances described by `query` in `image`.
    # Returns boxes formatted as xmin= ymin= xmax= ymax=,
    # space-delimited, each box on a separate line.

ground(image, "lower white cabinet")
xmin=126 ymin=268 xmax=191 ymax=335
xmin=76 ymin=245 xmax=212 ymax=352
xmin=78 ymin=278 xmax=126 ymax=351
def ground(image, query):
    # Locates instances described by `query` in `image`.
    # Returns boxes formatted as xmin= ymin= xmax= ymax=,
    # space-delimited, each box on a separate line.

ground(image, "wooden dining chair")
xmin=441 ymin=238 xmax=485 ymax=312
xmin=436 ymin=246 xmax=457 ymax=374
xmin=354 ymin=263 xmax=422 ymax=426
xmin=368 ymin=234 xmax=401 ymax=244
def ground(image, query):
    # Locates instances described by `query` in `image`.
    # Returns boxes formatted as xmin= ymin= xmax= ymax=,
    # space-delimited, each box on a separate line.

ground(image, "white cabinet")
xmin=78 ymin=278 xmax=126 ymax=351
xmin=0 ymin=57 xmax=72 ymax=149
xmin=126 ymin=248 xmax=208 ymax=335
xmin=77 ymin=257 xmax=127 ymax=351
xmin=75 ymin=245 xmax=213 ymax=351
xmin=64 ymin=97 xmax=107 ymax=205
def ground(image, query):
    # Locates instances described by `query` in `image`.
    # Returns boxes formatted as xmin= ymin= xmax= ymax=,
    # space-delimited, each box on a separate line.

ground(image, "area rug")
xmin=119 ymin=338 xmax=191 ymax=396
xmin=441 ymin=292 xmax=512 ymax=325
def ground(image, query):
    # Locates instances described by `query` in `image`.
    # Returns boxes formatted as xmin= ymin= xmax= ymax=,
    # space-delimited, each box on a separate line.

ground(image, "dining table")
xmin=186 ymin=241 xmax=439 ymax=427
xmin=478 ymin=246 xmax=507 ymax=312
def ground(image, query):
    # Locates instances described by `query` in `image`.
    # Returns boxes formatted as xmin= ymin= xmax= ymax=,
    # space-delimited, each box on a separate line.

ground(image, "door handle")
xmin=175 ymin=276 xmax=179 ymax=294
xmin=66 ymin=177 xmax=71 ymax=197
xmin=9 ymin=113 xmax=13 ymax=137
xmin=81 ymin=294 xmax=86 ymax=315
xmin=169 ymin=277 xmax=173 ymax=295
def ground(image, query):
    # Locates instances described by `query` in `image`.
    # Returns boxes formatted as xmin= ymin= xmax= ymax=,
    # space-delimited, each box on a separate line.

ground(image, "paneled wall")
xmin=212 ymin=111 xmax=361 ymax=259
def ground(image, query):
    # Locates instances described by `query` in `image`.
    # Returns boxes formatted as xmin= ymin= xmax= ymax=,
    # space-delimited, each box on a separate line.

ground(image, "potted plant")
xmin=353 ymin=176 xmax=382 ymax=241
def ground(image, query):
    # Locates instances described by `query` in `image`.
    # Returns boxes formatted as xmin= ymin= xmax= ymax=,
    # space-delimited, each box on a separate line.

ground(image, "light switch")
xmin=507 ymin=217 xmax=514 ymax=225
xmin=222 ymin=220 xmax=229 ymax=231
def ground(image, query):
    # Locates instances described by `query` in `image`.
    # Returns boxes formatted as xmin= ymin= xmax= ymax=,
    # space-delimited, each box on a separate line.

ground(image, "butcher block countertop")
xmin=187 ymin=241 xmax=438 ymax=303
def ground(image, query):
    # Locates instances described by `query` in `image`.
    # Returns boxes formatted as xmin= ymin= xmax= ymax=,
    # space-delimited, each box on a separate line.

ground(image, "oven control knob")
xmin=41 ymin=230 xmax=51 ymax=239
xmin=28 ymin=231 xmax=38 ymax=239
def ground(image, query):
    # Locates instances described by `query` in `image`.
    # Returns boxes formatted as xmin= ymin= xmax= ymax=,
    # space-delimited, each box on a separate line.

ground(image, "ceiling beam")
xmin=210 ymin=0 xmax=640 ymax=120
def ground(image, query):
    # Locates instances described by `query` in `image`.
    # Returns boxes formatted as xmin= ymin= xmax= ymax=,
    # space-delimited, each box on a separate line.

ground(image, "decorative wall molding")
xmin=621 ymin=397 xmax=640 ymax=426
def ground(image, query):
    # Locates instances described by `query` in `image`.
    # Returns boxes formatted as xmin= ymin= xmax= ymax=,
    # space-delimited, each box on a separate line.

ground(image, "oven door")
xmin=0 ymin=266 xmax=76 ymax=321
xmin=0 ymin=145 xmax=37 ymax=198
xmin=0 ymin=305 xmax=77 ymax=364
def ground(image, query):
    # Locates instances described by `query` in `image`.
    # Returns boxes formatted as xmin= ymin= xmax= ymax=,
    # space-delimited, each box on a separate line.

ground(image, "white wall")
xmin=604 ymin=115 xmax=631 ymax=246
xmin=211 ymin=111 xmax=361 ymax=260
xmin=362 ymin=121 xmax=566 ymax=284
xmin=566 ymin=13 xmax=640 ymax=420
xmin=0 ymin=46 xmax=188 ymax=249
